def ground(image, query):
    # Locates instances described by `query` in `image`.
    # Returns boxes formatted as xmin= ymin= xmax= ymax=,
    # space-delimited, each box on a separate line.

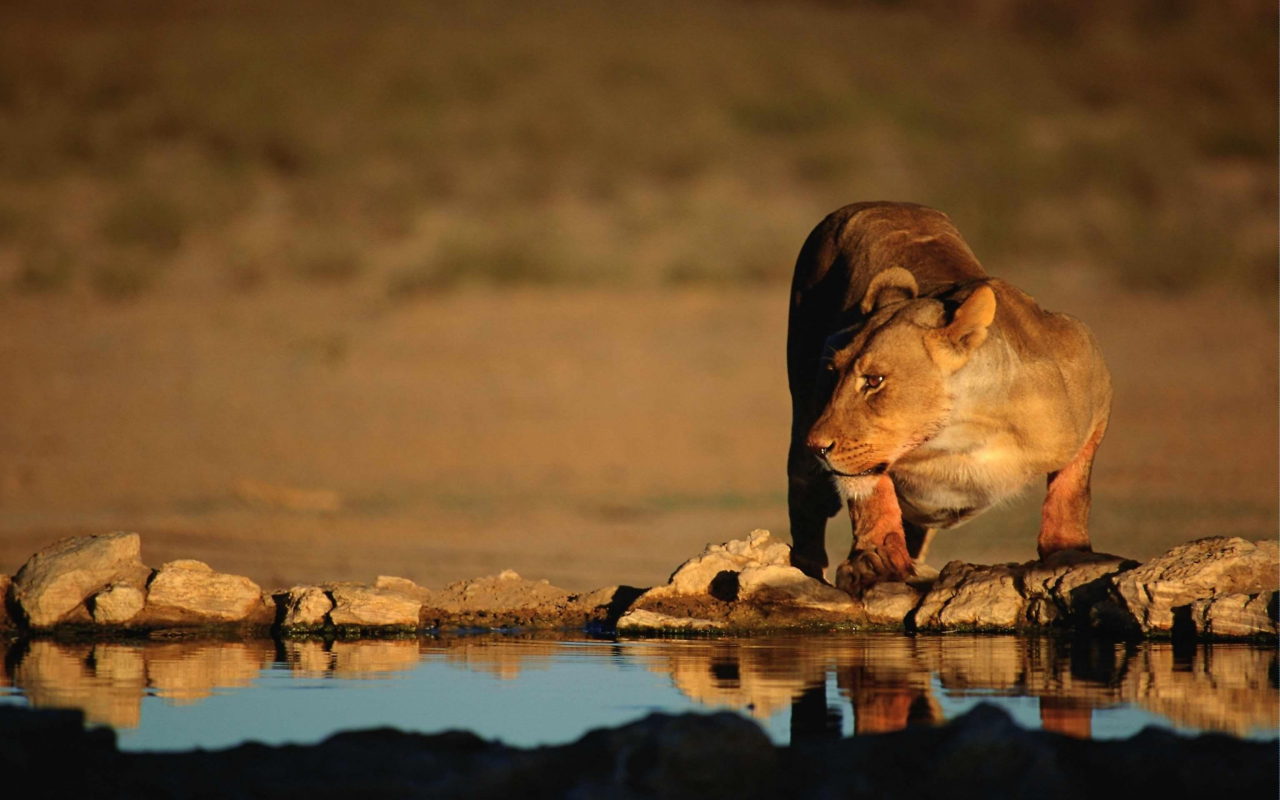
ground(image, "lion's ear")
xmin=926 ymin=285 xmax=997 ymax=371
xmin=860 ymin=267 xmax=918 ymax=315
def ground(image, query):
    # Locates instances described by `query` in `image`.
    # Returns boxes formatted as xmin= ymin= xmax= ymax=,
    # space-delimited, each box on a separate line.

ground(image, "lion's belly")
xmin=889 ymin=441 xmax=1040 ymax=529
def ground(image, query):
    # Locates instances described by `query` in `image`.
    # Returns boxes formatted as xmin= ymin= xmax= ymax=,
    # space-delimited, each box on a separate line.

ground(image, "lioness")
xmin=786 ymin=202 xmax=1111 ymax=595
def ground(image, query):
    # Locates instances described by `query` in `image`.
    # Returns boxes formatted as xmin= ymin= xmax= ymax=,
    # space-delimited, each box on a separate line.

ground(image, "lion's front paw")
xmin=835 ymin=545 xmax=914 ymax=597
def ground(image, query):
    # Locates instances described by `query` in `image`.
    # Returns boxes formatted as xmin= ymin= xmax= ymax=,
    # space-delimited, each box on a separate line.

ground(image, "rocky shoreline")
xmin=2 ymin=530 xmax=1276 ymax=640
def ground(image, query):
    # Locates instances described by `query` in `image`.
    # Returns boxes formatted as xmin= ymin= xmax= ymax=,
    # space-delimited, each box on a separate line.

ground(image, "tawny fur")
xmin=786 ymin=202 xmax=1112 ymax=595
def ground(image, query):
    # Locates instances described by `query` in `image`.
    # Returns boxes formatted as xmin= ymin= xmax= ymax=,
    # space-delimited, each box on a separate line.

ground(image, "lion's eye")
xmin=823 ymin=361 xmax=836 ymax=373
xmin=864 ymin=374 xmax=885 ymax=390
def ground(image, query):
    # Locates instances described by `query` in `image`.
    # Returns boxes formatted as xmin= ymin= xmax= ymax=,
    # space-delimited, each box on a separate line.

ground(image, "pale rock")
xmin=616 ymin=609 xmax=725 ymax=632
xmin=11 ymin=532 xmax=150 ymax=628
xmin=91 ymin=584 xmax=145 ymax=624
xmin=431 ymin=572 xmax=571 ymax=613
xmin=1101 ymin=537 xmax=1279 ymax=633
xmin=282 ymin=586 xmax=334 ymax=627
xmin=907 ymin=563 xmax=941 ymax=588
xmin=146 ymin=560 xmax=263 ymax=622
xmin=328 ymin=585 xmax=421 ymax=627
xmin=649 ymin=530 xmax=792 ymax=598
xmin=373 ymin=576 xmax=435 ymax=604
xmin=861 ymin=582 xmax=921 ymax=625
xmin=913 ymin=562 xmax=1025 ymax=630
xmin=737 ymin=565 xmax=855 ymax=612
xmin=1020 ymin=550 xmax=1137 ymax=624
xmin=1188 ymin=592 xmax=1277 ymax=638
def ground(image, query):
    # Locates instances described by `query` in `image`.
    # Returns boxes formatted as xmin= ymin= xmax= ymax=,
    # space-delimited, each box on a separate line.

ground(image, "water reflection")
xmin=0 ymin=634 xmax=1275 ymax=741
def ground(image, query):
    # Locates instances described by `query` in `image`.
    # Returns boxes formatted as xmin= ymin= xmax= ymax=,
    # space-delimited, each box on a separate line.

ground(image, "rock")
xmin=737 ymin=565 xmax=855 ymax=612
xmin=90 ymin=584 xmax=145 ymax=624
xmin=373 ymin=576 xmax=434 ymax=604
xmin=328 ymin=585 xmax=421 ymax=628
xmin=1 ymin=701 xmax=1274 ymax=800
xmin=907 ymin=563 xmax=941 ymax=588
xmin=578 ymin=712 xmax=779 ymax=798
xmin=423 ymin=571 xmax=575 ymax=629
xmin=1187 ymin=592 xmax=1277 ymax=638
xmin=913 ymin=562 xmax=1025 ymax=630
xmin=281 ymin=586 xmax=334 ymax=627
xmin=11 ymin=532 xmax=150 ymax=628
xmin=146 ymin=560 xmax=264 ymax=623
xmin=649 ymin=530 xmax=791 ymax=598
xmin=861 ymin=582 xmax=921 ymax=625
xmin=616 ymin=609 xmax=725 ymax=632
xmin=1020 ymin=550 xmax=1137 ymax=624
xmin=1098 ymin=537 xmax=1279 ymax=633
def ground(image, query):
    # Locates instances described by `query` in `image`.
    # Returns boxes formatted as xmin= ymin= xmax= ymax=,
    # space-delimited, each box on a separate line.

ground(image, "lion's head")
xmin=805 ymin=267 xmax=997 ymax=497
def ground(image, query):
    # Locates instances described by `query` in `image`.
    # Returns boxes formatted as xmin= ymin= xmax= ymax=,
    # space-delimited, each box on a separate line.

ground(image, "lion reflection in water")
xmin=1 ymin=636 xmax=1275 ymax=739
xmin=622 ymin=635 xmax=1277 ymax=740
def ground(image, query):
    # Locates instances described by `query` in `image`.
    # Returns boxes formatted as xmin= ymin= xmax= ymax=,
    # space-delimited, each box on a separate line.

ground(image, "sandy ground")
xmin=0 ymin=278 xmax=1275 ymax=591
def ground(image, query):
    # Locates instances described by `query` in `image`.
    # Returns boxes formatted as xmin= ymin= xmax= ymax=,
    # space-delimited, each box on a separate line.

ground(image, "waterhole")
xmin=1 ymin=633 xmax=1274 ymax=751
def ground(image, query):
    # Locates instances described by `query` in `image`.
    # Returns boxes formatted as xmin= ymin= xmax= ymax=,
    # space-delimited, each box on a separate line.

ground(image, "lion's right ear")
xmin=860 ymin=267 xmax=918 ymax=315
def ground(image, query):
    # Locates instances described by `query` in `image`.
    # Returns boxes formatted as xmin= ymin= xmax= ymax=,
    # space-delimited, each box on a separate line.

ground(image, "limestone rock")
xmin=282 ymin=586 xmax=334 ymax=627
xmin=328 ymin=585 xmax=421 ymax=627
xmin=616 ymin=609 xmax=725 ymax=632
xmin=737 ymin=565 xmax=855 ymax=612
xmin=907 ymin=563 xmax=941 ymax=588
xmin=373 ymin=576 xmax=434 ymax=604
xmin=430 ymin=571 xmax=571 ymax=613
xmin=861 ymin=582 xmax=921 ymax=625
xmin=1020 ymin=550 xmax=1137 ymax=624
xmin=146 ymin=560 xmax=264 ymax=623
xmin=1188 ymin=592 xmax=1277 ymax=638
xmin=90 ymin=584 xmax=145 ymax=624
xmin=11 ymin=532 xmax=150 ymax=628
xmin=648 ymin=530 xmax=792 ymax=598
xmin=1099 ymin=537 xmax=1279 ymax=633
xmin=913 ymin=562 xmax=1025 ymax=630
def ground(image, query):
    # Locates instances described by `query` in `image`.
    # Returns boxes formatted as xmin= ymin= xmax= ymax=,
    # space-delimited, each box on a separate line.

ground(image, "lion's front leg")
xmin=835 ymin=475 xmax=915 ymax=596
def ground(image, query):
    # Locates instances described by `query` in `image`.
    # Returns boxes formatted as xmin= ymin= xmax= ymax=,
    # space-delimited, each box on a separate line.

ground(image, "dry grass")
xmin=0 ymin=0 xmax=1273 ymax=298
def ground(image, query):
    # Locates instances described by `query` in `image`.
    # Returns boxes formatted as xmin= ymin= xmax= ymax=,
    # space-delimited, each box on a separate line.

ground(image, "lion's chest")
xmin=889 ymin=432 xmax=1041 ymax=529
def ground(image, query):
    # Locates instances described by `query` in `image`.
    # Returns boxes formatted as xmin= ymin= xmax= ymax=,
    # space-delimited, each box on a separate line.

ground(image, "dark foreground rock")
xmin=2 ymin=702 xmax=1273 ymax=800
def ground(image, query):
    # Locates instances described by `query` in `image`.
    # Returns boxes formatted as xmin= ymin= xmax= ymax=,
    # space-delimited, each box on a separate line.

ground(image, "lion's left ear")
xmin=860 ymin=267 xmax=919 ymax=315
xmin=927 ymin=285 xmax=997 ymax=371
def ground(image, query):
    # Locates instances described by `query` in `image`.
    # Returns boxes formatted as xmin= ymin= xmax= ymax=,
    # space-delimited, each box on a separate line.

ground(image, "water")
xmin=0 ymin=633 xmax=1274 ymax=751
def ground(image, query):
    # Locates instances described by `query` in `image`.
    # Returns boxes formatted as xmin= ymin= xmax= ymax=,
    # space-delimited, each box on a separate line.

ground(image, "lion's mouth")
xmin=828 ymin=462 xmax=889 ymax=479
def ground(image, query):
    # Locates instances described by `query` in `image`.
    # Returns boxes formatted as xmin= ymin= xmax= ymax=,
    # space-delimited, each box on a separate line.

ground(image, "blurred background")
xmin=0 ymin=0 xmax=1275 ymax=591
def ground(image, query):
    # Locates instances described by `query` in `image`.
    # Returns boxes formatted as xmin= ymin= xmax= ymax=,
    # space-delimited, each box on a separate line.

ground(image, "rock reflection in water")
xmin=280 ymin=639 xmax=421 ymax=679
xmin=0 ymin=637 xmax=423 ymax=728
xmin=0 ymin=634 xmax=1275 ymax=740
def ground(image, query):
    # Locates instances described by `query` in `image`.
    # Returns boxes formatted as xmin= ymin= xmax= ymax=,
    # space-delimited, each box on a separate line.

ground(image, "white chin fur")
xmin=833 ymin=474 xmax=877 ymax=501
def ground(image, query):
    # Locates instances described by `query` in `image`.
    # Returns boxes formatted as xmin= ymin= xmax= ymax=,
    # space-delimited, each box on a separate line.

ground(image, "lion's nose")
xmin=806 ymin=438 xmax=835 ymax=458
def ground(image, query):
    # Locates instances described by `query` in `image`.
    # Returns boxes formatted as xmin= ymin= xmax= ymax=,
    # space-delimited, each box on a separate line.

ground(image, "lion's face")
xmin=806 ymin=269 xmax=997 ymax=497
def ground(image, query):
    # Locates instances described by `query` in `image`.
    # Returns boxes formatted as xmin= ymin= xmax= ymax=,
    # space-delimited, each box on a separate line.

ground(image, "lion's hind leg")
xmin=1038 ymin=420 xmax=1107 ymax=559
xmin=788 ymin=447 xmax=843 ymax=583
